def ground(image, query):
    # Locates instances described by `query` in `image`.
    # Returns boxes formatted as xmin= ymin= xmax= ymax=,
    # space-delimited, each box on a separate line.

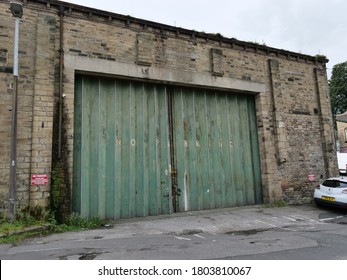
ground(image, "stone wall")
xmin=337 ymin=123 xmax=347 ymax=153
xmin=0 ymin=0 xmax=338 ymax=216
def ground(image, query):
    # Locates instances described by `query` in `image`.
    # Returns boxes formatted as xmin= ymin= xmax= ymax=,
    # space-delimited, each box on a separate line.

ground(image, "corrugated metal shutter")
xmin=73 ymin=76 xmax=262 ymax=219
xmin=73 ymin=76 xmax=172 ymax=219
xmin=171 ymin=88 xmax=262 ymax=212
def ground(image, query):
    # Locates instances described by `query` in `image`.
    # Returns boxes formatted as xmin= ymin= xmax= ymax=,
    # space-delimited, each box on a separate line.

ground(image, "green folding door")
xmin=170 ymin=88 xmax=262 ymax=212
xmin=73 ymin=76 xmax=172 ymax=219
xmin=73 ymin=76 xmax=262 ymax=219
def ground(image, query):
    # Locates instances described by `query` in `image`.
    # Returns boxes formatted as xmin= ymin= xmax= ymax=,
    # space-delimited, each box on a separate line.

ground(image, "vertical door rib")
xmin=167 ymin=87 xmax=179 ymax=212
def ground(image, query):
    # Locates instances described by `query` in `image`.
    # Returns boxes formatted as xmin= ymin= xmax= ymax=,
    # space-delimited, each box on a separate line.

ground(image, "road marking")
xmin=319 ymin=217 xmax=336 ymax=222
xmin=282 ymin=216 xmax=297 ymax=222
xmin=254 ymin=219 xmax=277 ymax=228
xmin=292 ymin=215 xmax=324 ymax=224
xmin=194 ymin=234 xmax=206 ymax=239
xmin=319 ymin=215 xmax=344 ymax=222
xmin=173 ymin=236 xmax=191 ymax=241
xmin=254 ymin=219 xmax=297 ymax=231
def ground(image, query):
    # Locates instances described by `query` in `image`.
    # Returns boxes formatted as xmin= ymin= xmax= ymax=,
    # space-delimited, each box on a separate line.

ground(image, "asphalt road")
xmin=0 ymin=205 xmax=346 ymax=260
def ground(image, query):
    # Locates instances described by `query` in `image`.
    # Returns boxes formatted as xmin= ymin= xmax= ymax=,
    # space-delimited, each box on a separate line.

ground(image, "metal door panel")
xmin=171 ymin=88 xmax=262 ymax=211
xmin=73 ymin=76 xmax=172 ymax=219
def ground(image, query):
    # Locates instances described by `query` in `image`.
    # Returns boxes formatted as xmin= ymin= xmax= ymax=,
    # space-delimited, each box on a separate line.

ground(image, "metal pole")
xmin=8 ymin=17 xmax=20 ymax=222
xmin=14 ymin=17 xmax=19 ymax=76
xmin=58 ymin=6 xmax=65 ymax=159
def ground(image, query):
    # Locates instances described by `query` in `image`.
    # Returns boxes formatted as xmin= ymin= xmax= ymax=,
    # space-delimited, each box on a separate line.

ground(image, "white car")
xmin=314 ymin=177 xmax=347 ymax=209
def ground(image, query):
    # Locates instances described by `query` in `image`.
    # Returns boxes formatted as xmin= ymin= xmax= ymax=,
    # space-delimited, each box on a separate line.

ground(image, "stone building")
xmin=0 ymin=0 xmax=338 ymax=219
xmin=336 ymin=112 xmax=347 ymax=153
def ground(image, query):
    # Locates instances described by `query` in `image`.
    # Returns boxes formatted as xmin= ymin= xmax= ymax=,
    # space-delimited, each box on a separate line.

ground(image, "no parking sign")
xmin=308 ymin=174 xmax=315 ymax=182
xmin=31 ymin=174 xmax=48 ymax=185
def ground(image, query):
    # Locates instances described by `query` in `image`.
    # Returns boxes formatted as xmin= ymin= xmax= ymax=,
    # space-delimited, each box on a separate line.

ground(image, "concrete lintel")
xmin=65 ymin=54 xmax=265 ymax=93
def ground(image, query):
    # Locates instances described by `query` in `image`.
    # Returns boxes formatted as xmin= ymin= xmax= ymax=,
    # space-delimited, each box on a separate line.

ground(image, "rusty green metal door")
xmin=169 ymin=88 xmax=262 ymax=212
xmin=73 ymin=76 xmax=172 ymax=219
xmin=73 ymin=76 xmax=262 ymax=219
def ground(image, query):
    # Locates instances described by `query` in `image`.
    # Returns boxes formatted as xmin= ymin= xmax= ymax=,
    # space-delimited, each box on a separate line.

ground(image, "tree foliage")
xmin=329 ymin=61 xmax=347 ymax=118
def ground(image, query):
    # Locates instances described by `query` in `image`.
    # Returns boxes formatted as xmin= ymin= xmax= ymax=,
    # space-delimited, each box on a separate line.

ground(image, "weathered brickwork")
xmin=0 ymin=0 xmax=338 ymax=216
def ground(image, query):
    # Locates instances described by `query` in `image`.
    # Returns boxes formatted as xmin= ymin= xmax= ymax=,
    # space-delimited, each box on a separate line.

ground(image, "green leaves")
xmin=329 ymin=61 xmax=347 ymax=118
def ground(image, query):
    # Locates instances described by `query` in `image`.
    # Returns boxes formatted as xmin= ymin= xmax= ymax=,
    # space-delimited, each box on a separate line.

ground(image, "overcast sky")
xmin=60 ymin=0 xmax=346 ymax=78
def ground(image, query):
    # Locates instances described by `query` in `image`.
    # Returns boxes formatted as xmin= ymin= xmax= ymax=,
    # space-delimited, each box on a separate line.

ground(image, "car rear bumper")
xmin=314 ymin=198 xmax=347 ymax=209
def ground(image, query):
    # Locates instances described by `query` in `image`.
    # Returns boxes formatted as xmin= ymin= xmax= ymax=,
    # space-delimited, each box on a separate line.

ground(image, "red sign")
xmin=31 ymin=174 xmax=48 ymax=185
xmin=308 ymin=174 xmax=315 ymax=182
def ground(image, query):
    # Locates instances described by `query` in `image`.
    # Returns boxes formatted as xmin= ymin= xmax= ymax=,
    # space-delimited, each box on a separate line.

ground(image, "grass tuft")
xmin=0 ymin=210 xmax=108 ymax=244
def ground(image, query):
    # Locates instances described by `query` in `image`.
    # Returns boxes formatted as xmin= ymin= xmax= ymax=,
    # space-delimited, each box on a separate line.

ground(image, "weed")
xmin=261 ymin=199 xmax=287 ymax=208
xmin=0 ymin=210 xmax=108 ymax=244
xmin=0 ymin=230 xmax=51 ymax=245
xmin=315 ymin=54 xmax=328 ymax=63
xmin=51 ymin=168 xmax=63 ymax=211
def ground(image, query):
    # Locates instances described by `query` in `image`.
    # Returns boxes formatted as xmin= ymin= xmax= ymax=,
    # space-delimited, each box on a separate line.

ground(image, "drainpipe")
xmin=8 ymin=1 xmax=23 ymax=223
xmin=58 ymin=6 xmax=65 ymax=159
